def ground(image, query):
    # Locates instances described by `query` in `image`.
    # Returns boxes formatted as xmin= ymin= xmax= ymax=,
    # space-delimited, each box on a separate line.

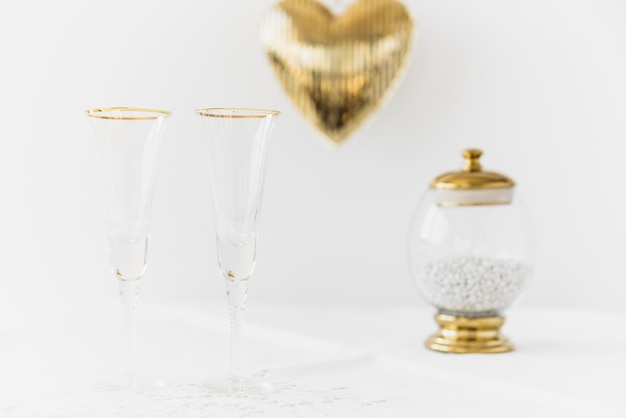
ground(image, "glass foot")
xmin=94 ymin=375 xmax=169 ymax=392
xmin=196 ymin=369 xmax=287 ymax=395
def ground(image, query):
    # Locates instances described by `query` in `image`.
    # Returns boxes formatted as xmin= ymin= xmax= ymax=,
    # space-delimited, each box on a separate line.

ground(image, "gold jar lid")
xmin=430 ymin=149 xmax=515 ymax=190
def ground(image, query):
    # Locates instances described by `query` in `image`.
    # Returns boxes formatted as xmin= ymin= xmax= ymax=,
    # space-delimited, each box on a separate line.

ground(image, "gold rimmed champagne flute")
xmin=86 ymin=107 xmax=170 ymax=388
xmin=196 ymin=108 xmax=280 ymax=392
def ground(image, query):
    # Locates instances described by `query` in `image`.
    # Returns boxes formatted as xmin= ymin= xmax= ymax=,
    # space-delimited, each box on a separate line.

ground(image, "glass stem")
xmin=119 ymin=278 xmax=140 ymax=387
xmin=225 ymin=277 xmax=249 ymax=391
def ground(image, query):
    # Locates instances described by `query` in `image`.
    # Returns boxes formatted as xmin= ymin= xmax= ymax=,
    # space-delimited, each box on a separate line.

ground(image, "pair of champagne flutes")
xmin=85 ymin=107 xmax=280 ymax=393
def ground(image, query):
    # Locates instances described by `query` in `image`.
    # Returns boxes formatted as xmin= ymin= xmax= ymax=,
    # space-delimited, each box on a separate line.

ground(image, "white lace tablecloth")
xmin=1 ymin=304 xmax=624 ymax=417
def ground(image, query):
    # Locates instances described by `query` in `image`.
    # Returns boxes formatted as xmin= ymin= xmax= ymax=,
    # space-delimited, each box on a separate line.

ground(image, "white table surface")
xmin=1 ymin=304 xmax=624 ymax=417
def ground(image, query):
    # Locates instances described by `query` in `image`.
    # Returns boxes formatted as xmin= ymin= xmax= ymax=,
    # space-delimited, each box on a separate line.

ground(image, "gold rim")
xmin=437 ymin=201 xmax=512 ymax=208
xmin=195 ymin=107 xmax=281 ymax=119
xmin=85 ymin=107 xmax=171 ymax=120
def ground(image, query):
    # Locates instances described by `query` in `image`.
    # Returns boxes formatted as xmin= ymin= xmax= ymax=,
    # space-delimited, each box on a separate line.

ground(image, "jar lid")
xmin=430 ymin=149 xmax=515 ymax=190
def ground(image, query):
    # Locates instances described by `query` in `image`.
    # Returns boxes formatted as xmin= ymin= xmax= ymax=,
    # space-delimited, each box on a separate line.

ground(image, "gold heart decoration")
xmin=260 ymin=0 xmax=414 ymax=145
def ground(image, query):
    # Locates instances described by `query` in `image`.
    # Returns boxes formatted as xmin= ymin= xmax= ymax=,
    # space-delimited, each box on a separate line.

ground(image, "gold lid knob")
xmin=430 ymin=149 xmax=515 ymax=190
xmin=462 ymin=148 xmax=483 ymax=172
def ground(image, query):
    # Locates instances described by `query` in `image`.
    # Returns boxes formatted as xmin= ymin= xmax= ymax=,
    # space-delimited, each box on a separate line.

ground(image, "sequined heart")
xmin=260 ymin=0 xmax=414 ymax=145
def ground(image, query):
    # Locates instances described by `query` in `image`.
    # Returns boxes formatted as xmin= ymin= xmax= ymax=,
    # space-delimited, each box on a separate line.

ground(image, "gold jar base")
xmin=425 ymin=314 xmax=514 ymax=354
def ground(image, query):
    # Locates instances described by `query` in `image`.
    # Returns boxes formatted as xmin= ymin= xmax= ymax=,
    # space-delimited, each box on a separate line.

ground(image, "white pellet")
xmin=415 ymin=256 xmax=530 ymax=315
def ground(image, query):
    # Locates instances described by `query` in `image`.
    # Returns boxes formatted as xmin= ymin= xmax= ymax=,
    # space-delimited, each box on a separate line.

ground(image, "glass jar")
xmin=408 ymin=149 xmax=534 ymax=353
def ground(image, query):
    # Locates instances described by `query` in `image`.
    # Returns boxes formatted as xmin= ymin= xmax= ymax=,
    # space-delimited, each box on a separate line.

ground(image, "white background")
xmin=1 ymin=0 xmax=625 ymax=331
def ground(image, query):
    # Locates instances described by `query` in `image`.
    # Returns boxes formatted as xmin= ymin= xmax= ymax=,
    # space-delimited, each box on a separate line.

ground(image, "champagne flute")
xmin=196 ymin=108 xmax=280 ymax=392
xmin=85 ymin=107 xmax=170 ymax=388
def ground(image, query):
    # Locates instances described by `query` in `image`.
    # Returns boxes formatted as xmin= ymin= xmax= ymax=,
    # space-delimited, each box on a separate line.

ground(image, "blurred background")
xmin=1 ymin=0 xmax=625 ymax=332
